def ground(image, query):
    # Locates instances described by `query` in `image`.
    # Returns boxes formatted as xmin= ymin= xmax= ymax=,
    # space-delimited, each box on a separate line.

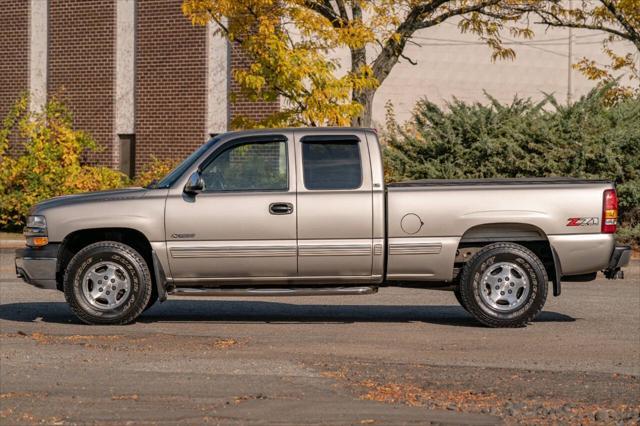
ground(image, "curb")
xmin=0 ymin=240 xmax=25 ymax=249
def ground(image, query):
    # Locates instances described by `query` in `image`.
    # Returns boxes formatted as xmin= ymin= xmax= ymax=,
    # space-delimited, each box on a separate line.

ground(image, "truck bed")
xmin=385 ymin=177 xmax=615 ymax=280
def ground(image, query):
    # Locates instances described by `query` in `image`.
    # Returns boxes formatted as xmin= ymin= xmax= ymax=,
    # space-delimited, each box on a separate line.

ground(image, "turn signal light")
xmin=27 ymin=236 xmax=49 ymax=247
xmin=602 ymin=189 xmax=618 ymax=234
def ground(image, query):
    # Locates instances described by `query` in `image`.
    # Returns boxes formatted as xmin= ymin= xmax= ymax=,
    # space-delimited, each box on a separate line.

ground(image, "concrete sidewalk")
xmin=0 ymin=232 xmax=24 ymax=249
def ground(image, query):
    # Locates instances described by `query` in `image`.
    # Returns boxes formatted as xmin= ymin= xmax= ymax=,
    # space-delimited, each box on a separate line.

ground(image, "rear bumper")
xmin=603 ymin=245 xmax=632 ymax=279
xmin=15 ymin=244 xmax=60 ymax=290
xmin=548 ymin=233 xmax=615 ymax=276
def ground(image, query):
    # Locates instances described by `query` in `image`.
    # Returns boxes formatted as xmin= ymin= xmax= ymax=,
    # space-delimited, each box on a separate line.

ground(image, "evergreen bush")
xmin=383 ymin=86 xmax=640 ymax=247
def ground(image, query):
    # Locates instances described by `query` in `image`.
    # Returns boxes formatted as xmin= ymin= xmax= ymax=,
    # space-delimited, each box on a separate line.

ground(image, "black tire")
xmin=64 ymin=241 xmax=152 ymax=325
xmin=459 ymin=242 xmax=548 ymax=328
xmin=453 ymin=289 xmax=469 ymax=312
xmin=143 ymin=293 xmax=158 ymax=312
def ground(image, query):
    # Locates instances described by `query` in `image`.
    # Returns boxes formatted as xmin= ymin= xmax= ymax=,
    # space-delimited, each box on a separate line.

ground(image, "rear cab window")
xmin=301 ymin=137 xmax=362 ymax=190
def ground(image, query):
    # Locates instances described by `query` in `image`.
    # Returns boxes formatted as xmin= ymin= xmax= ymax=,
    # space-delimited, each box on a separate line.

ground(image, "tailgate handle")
xmin=269 ymin=202 xmax=294 ymax=215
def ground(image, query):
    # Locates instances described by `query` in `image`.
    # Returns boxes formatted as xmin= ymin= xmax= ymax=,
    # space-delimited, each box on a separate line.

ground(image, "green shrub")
xmin=383 ymin=85 xmax=640 ymax=246
xmin=616 ymin=224 xmax=640 ymax=250
xmin=0 ymin=95 xmax=129 ymax=231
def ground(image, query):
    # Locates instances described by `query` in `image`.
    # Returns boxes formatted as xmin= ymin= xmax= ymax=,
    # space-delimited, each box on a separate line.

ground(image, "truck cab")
xmin=163 ymin=128 xmax=385 ymax=285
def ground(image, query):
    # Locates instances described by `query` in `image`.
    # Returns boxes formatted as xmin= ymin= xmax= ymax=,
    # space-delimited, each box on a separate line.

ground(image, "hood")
xmin=31 ymin=187 xmax=148 ymax=214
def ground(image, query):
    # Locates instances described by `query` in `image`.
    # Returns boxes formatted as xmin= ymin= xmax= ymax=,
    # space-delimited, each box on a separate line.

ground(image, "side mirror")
xmin=184 ymin=171 xmax=204 ymax=195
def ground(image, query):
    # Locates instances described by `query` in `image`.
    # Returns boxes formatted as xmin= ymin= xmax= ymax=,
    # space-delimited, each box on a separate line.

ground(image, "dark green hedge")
xmin=383 ymin=86 xmax=640 ymax=247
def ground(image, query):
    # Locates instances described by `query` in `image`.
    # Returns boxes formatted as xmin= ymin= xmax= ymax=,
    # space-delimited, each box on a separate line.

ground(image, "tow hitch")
xmin=604 ymin=268 xmax=625 ymax=279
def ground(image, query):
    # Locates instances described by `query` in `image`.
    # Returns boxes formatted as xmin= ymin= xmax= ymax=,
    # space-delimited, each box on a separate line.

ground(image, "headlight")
xmin=24 ymin=215 xmax=48 ymax=247
xmin=26 ymin=215 xmax=47 ymax=228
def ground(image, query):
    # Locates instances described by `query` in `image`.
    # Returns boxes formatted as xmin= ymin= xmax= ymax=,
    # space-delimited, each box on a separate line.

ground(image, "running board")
xmin=169 ymin=286 xmax=378 ymax=297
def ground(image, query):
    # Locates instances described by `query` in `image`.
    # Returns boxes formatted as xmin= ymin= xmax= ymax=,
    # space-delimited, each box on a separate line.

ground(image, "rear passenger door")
xmin=294 ymin=131 xmax=374 ymax=280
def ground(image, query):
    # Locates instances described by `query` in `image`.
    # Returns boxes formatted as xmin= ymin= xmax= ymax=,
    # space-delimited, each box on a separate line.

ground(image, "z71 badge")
xmin=566 ymin=217 xmax=599 ymax=227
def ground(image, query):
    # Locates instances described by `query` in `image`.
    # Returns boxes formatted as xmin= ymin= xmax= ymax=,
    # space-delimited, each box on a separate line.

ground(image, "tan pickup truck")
xmin=15 ymin=128 xmax=631 ymax=327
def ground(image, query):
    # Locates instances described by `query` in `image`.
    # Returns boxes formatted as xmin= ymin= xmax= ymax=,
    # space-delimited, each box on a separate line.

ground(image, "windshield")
xmin=147 ymin=137 xmax=219 ymax=189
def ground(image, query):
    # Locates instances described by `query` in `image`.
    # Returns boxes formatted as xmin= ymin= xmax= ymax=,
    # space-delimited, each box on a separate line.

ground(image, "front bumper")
xmin=603 ymin=245 xmax=632 ymax=279
xmin=15 ymin=244 xmax=60 ymax=290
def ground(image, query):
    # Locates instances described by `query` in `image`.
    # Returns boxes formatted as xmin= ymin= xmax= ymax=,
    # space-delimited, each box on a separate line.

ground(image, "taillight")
xmin=602 ymin=189 xmax=618 ymax=233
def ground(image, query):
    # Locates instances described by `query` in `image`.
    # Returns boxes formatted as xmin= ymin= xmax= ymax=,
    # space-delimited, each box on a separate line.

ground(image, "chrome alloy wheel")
xmin=479 ymin=262 xmax=529 ymax=312
xmin=81 ymin=261 xmax=131 ymax=310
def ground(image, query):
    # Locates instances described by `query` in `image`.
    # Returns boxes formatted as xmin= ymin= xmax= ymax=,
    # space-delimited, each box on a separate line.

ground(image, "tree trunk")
xmin=348 ymin=4 xmax=375 ymax=128
xmin=350 ymin=45 xmax=375 ymax=127
xmin=351 ymin=87 xmax=375 ymax=128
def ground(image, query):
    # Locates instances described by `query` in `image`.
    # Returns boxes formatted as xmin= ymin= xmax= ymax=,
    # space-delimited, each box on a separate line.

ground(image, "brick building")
xmin=0 ymin=0 xmax=278 ymax=176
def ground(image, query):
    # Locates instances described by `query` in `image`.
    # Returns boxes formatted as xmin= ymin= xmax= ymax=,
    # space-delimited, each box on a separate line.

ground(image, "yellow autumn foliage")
xmin=0 ymin=95 xmax=128 ymax=230
xmin=133 ymin=157 xmax=180 ymax=188
xmin=183 ymin=0 xmax=638 ymax=126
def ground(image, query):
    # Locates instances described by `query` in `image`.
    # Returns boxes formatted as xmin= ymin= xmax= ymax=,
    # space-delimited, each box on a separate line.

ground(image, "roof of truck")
xmin=214 ymin=127 xmax=376 ymax=137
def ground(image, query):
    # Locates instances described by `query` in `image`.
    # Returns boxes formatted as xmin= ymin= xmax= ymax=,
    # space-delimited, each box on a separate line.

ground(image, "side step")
xmin=168 ymin=286 xmax=378 ymax=297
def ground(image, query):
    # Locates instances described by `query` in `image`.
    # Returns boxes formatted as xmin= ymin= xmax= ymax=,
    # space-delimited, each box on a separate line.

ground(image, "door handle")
xmin=269 ymin=202 xmax=294 ymax=215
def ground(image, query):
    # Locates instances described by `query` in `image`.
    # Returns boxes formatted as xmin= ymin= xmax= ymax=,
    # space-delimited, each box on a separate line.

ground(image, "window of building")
xmin=118 ymin=134 xmax=136 ymax=178
xmin=200 ymin=141 xmax=288 ymax=192
xmin=302 ymin=140 xmax=362 ymax=190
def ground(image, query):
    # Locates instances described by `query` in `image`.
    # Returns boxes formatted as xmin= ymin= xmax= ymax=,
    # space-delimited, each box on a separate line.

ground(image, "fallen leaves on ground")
xmin=0 ymin=392 xmax=34 ymax=400
xmin=321 ymin=369 xmax=348 ymax=380
xmin=320 ymin=368 xmax=640 ymax=425
xmin=1 ymin=332 xmax=241 ymax=352
xmin=232 ymin=394 xmax=268 ymax=405
xmin=111 ymin=394 xmax=139 ymax=401
xmin=214 ymin=338 xmax=238 ymax=349
xmin=360 ymin=379 xmax=500 ymax=408
xmin=359 ymin=380 xmax=640 ymax=425
xmin=0 ymin=392 xmax=46 ymax=400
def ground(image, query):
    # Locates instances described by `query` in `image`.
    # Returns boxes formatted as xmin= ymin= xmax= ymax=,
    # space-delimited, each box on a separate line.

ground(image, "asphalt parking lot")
xmin=1 ymin=247 xmax=638 ymax=425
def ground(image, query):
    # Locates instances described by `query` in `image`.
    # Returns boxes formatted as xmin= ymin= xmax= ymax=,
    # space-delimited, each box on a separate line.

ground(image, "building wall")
xmin=365 ymin=21 xmax=634 ymax=125
xmin=0 ymin=1 xmax=29 ymax=152
xmin=135 ymin=0 xmax=208 ymax=172
xmin=48 ymin=0 xmax=116 ymax=166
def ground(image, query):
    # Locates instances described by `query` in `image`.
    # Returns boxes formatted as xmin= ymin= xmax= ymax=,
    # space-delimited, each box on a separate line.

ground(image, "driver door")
xmin=164 ymin=133 xmax=297 ymax=282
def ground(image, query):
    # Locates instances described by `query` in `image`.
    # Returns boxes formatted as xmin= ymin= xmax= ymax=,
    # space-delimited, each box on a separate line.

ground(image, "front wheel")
xmin=453 ymin=289 xmax=469 ymax=312
xmin=459 ymin=242 xmax=548 ymax=328
xmin=64 ymin=241 xmax=152 ymax=325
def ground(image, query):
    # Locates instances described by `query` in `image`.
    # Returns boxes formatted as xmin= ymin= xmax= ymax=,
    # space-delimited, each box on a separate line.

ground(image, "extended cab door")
xmin=164 ymin=133 xmax=297 ymax=282
xmin=294 ymin=130 xmax=375 ymax=281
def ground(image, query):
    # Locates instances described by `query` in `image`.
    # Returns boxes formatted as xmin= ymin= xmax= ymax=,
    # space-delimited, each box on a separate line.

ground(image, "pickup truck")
xmin=15 ymin=128 xmax=632 ymax=327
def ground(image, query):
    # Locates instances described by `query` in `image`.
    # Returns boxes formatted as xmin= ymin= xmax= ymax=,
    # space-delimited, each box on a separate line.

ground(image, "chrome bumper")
xmin=15 ymin=244 xmax=59 ymax=290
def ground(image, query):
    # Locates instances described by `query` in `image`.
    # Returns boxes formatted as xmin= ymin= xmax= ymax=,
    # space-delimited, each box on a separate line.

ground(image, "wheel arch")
xmin=56 ymin=228 xmax=154 ymax=291
xmin=456 ymin=222 xmax=561 ymax=296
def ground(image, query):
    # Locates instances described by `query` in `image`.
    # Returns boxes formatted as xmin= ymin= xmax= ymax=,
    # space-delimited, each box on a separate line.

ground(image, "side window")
xmin=302 ymin=140 xmax=362 ymax=190
xmin=201 ymin=141 xmax=288 ymax=191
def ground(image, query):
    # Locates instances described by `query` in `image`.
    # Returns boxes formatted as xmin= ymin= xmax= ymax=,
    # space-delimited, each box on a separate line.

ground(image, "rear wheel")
xmin=64 ymin=241 xmax=152 ymax=325
xmin=459 ymin=242 xmax=548 ymax=328
xmin=143 ymin=293 xmax=158 ymax=312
